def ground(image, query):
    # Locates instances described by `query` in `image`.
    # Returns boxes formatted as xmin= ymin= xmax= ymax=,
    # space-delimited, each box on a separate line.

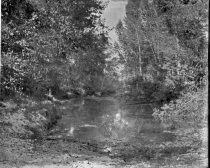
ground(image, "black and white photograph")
xmin=0 ymin=0 xmax=208 ymax=167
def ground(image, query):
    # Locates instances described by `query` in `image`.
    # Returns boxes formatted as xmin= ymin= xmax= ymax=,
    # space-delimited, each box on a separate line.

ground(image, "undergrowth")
xmin=152 ymin=85 xmax=208 ymax=166
xmin=0 ymin=97 xmax=62 ymax=162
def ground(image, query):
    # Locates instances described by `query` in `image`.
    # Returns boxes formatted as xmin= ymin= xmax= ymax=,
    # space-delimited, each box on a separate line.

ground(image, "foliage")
xmin=153 ymin=86 xmax=207 ymax=130
xmin=0 ymin=98 xmax=64 ymax=162
xmin=115 ymin=0 xmax=207 ymax=102
xmin=150 ymin=0 xmax=208 ymax=129
xmin=155 ymin=0 xmax=208 ymax=87
xmin=0 ymin=99 xmax=61 ymax=140
xmin=1 ymin=0 xmax=111 ymax=99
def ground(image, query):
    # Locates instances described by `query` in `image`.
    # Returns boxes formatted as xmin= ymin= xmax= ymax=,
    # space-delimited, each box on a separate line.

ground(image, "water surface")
xmin=55 ymin=97 xmax=175 ymax=144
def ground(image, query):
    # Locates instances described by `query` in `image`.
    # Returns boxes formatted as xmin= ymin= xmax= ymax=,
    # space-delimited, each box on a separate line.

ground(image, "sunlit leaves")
xmin=1 ymin=0 xmax=110 ymax=97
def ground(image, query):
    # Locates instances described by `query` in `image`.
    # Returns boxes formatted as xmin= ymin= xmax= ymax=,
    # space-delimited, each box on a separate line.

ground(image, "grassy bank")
xmin=0 ymin=96 xmax=63 ymax=163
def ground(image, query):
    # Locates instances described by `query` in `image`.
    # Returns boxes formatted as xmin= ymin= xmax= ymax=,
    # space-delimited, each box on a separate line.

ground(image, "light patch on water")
xmin=80 ymin=124 xmax=98 ymax=128
xmin=81 ymin=99 xmax=85 ymax=105
xmin=115 ymin=113 xmax=121 ymax=121
xmin=114 ymin=110 xmax=129 ymax=129
xmin=103 ymin=147 xmax=112 ymax=153
xmin=67 ymin=126 xmax=75 ymax=136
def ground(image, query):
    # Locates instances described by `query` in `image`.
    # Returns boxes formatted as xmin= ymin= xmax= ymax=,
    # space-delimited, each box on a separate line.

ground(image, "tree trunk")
xmin=100 ymin=76 xmax=105 ymax=91
xmin=136 ymin=26 xmax=142 ymax=77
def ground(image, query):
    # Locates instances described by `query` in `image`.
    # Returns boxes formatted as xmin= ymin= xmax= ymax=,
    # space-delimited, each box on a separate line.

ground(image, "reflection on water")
xmin=67 ymin=127 xmax=75 ymax=137
xmin=57 ymin=97 xmax=176 ymax=144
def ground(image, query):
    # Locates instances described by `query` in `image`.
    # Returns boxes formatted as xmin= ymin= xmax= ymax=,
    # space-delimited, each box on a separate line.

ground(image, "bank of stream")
xmin=0 ymin=96 xmax=206 ymax=168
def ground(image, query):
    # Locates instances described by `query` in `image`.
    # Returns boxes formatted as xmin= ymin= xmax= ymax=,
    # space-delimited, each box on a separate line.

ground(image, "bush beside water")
xmin=0 ymin=97 xmax=62 ymax=162
xmin=152 ymin=86 xmax=208 ymax=165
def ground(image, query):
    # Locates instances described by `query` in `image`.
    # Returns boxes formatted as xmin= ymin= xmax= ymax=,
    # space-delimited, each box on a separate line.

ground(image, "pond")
xmin=52 ymin=96 xmax=176 ymax=145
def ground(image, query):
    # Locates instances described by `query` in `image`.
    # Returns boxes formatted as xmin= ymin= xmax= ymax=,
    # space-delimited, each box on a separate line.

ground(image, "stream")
xmin=49 ymin=96 xmax=176 ymax=145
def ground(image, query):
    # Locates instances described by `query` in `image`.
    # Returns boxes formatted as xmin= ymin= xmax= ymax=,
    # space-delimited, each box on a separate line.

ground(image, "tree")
xmin=155 ymin=0 xmax=208 ymax=88
xmin=1 ymin=0 xmax=110 ymax=98
xmin=115 ymin=0 xmax=207 ymax=102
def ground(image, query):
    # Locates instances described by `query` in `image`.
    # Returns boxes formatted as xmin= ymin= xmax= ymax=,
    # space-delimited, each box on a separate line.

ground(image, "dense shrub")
xmin=0 ymin=99 xmax=62 ymax=141
xmin=124 ymin=75 xmax=182 ymax=103
xmin=153 ymin=87 xmax=207 ymax=130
